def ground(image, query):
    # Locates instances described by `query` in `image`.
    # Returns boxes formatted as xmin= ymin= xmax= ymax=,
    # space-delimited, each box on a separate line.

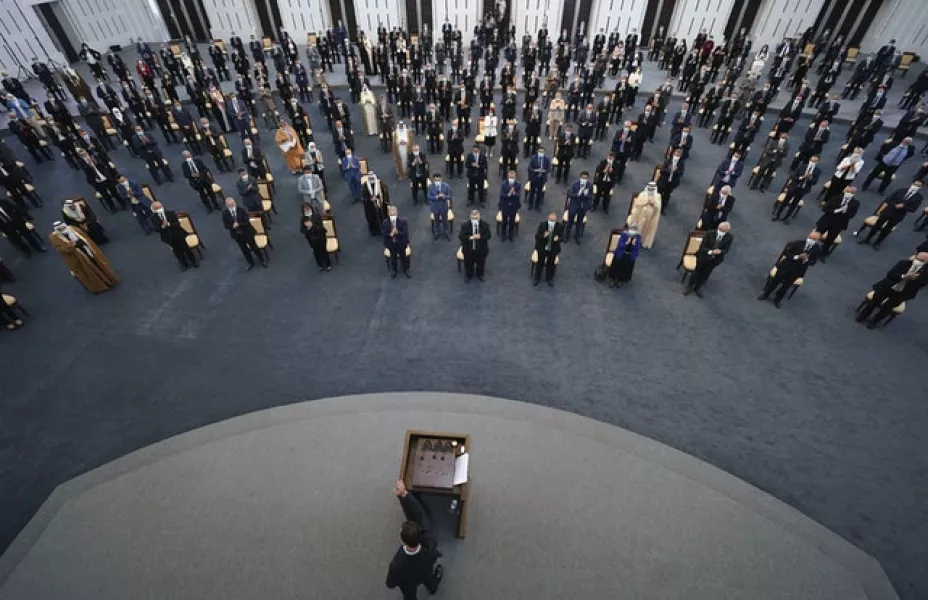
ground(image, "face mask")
xmin=390 ymin=216 xmax=396 ymax=223
xmin=547 ymin=220 xmax=555 ymax=226
xmin=911 ymin=186 xmax=920 ymax=193
xmin=843 ymin=193 xmax=853 ymax=200
xmin=537 ymin=152 xmax=544 ymax=157
xmin=580 ymin=179 xmax=588 ymax=185
xmin=241 ymin=175 xmax=248 ymax=180
xmin=508 ymin=178 xmax=515 ymax=184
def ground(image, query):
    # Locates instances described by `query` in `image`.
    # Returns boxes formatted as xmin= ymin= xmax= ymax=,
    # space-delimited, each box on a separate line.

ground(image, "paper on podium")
xmin=453 ymin=452 xmax=469 ymax=485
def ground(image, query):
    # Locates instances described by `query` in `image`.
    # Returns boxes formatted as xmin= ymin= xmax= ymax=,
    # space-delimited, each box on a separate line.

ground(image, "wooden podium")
xmin=399 ymin=429 xmax=471 ymax=538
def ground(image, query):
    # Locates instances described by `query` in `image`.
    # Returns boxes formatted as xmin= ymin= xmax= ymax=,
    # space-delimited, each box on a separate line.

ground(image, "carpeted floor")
xmin=0 ymin=76 xmax=927 ymax=598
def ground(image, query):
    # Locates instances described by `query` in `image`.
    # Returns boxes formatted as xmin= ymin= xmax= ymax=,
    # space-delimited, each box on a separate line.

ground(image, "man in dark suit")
xmin=222 ymin=196 xmax=266 ymax=269
xmin=446 ymin=119 xmax=464 ymax=177
xmin=465 ymin=146 xmax=487 ymax=206
xmin=564 ymin=172 xmax=592 ymax=242
xmin=758 ymin=232 xmax=824 ymax=307
xmin=235 ymin=168 xmax=262 ymax=212
xmin=816 ymin=186 xmax=859 ymax=253
xmin=459 ymin=208 xmax=491 ymax=281
xmin=498 ymin=170 xmax=522 ymax=241
xmin=116 ymin=176 xmax=152 ymax=233
xmin=711 ymin=153 xmax=743 ymax=189
xmin=241 ymin=138 xmax=266 ymax=178
xmin=181 ymin=150 xmax=220 ymax=211
xmin=0 ymin=198 xmax=45 ymax=255
xmin=684 ymin=222 xmax=733 ymax=297
xmin=773 ymin=157 xmax=821 ymax=223
xmin=407 ymin=144 xmax=430 ymax=205
xmin=856 ymin=252 xmax=928 ymax=328
xmin=752 ymin=133 xmax=790 ymax=192
xmin=382 ymin=205 xmax=411 ymax=278
xmin=526 ymin=146 xmax=551 ymax=210
xmin=657 ymin=150 xmax=685 ymax=214
xmin=701 ymin=185 xmax=735 ymax=230
xmin=863 ymin=137 xmax=915 ymax=193
xmin=149 ymin=201 xmax=199 ymax=270
xmin=385 ymin=479 xmax=443 ymax=598
xmin=554 ymin=124 xmax=577 ymax=183
xmin=859 ymin=181 xmax=924 ymax=249
xmin=130 ymin=126 xmax=174 ymax=184
xmin=77 ymin=148 xmax=122 ymax=212
xmin=664 ymin=124 xmax=694 ymax=162
xmin=593 ymin=152 xmax=620 ymax=213
xmin=669 ymin=102 xmax=693 ymax=140
xmin=533 ymin=211 xmax=564 ymax=286
xmin=791 ymin=120 xmax=830 ymax=170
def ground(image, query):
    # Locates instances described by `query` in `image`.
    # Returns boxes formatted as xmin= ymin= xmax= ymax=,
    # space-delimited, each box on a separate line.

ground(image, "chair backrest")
xmin=142 ymin=184 xmax=156 ymax=204
xmin=359 ymin=157 xmax=369 ymax=174
xmin=177 ymin=211 xmax=195 ymax=235
xmin=606 ymin=229 xmax=623 ymax=253
xmin=322 ymin=216 xmax=337 ymax=238
xmin=307 ymin=33 xmax=317 ymax=45
xmin=845 ymin=47 xmax=859 ymax=62
xmin=627 ymin=193 xmax=638 ymax=217
xmin=169 ymin=42 xmax=182 ymax=57
xmin=101 ymin=114 xmax=112 ymax=129
xmin=681 ymin=230 xmax=706 ymax=261
xmin=262 ymin=37 xmax=273 ymax=50
xmin=213 ymin=39 xmax=226 ymax=52
xmin=900 ymin=52 xmax=916 ymax=68
xmin=874 ymin=201 xmax=888 ymax=216
xmin=652 ymin=165 xmax=661 ymax=181
xmin=257 ymin=180 xmax=272 ymax=201
xmin=248 ymin=213 xmax=266 ymax=235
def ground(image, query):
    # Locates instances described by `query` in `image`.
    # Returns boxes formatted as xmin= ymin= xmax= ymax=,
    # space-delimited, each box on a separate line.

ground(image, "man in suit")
xmin=862 ymin=137 xmax=915 ymax=193
xmin=130 ymin=126 xmax=174 ymax=184
xmin=577 ymin=104 xmax=596 ymax=158
xmin=772 ymin=156 xmax=822 ymax=223
xmin=593 ymin=152 xmax=619 ymax=214
xmin=115 ymin=175 xmax=153 ymax=233
xmin=701 ymin=185 xmax=735 ymax=230
xmin=564 ymin=172 xmax=592 ymax=242
xmin=752 ymin=133 xmax=790 ymax=192
xmin=0 ymin=198 xmax=45 ymax=255
xmin=459 ymin=209 xmax=491 ymax=281
xmin=385 ymin=479 xmax=443 ymax=598
xmin=533 ymin=211 xmax=564 ymax=286
xmin=526 ymin=146 xmax=551 ymax=210
xmin=382 ymin=205 xmax=411 ymax=278
xmin=241 ymin=138 xmax=267 ymax=178
xmin=498 ymin=170 xmax=522 ymax=241
xmin=222 ymin=196 xmax=266 ymax=269
xmin=427 ymin=173 xmax=452 ymax=241
xmin=465 ymin=146 xmax=487 ymax=207
xmin=446 ymin=119 xmax=464 ymax=177
xmin=669 ymin=102 xmax=693 ymax=140
xmin=407 ymin=144 xmax=430 ymax=205
xmin=149 ymin=201 xmax=199 ymax=270
xmin=332 ymin=120 xmax=354 ymax=159
xmin=181 ymin=150 xmax=219 ymax=211
xmin=816 ymin=185 xmax=859 ymax=254
xmin=856 ymin=252 xmax=928 ymax=328
xmin=657 ymin=149 xmax=685 ymax=214
xmin=684 ymin=222 xmax=732 ymax=297
xmin=791 ymin=120 xmax=830 ymax=170
xmin=77 ymin=148 xmax=121 ymax=212
xmin=235 ymin=168 xmax=262 ymax=212
xmin=731 ymin=111 xmax=763 ymax=156
xmin=711 ymin=153 xmax=743 ymax=189
xmin=842 ymin=110 xmax=882 ymax=161
xmin=758 ymin=232 xmax=824 ymax=307
xmin=858 ymin=180 xmax=924 ymax=249
xmin=554 ymin=124 xmax=577 ymax=183
xmin=664 ymin=124 xmax=694 ymax=162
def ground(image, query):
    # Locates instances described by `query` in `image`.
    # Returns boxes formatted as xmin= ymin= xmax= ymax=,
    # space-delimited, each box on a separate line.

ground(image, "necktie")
xmin=231 ymin=209 xmax=236 ymax=220
xmin=546 ymin=224 xmax=553 ymax=251
xmin=0 ymin=207 xmax=9 ymax=222
xmin=472 ymin=223 xmax=478 ymax=250
xmin=189 ymin=160 xmax=197 ymax=174
xmin=717 ymin=233 xmax=723 ymax=244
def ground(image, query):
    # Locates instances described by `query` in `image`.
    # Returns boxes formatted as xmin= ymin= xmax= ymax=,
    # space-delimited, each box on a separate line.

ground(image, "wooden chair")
xmin=530 ymin=249 xmax=559 ymax=278
xmin=169 ymin=42 xmax=182 ymax=58
xmin=475 ymin=116 xmax=486 ymax=144
xmin=101 ymin=114 xmax=120 ymax=140
xmin=248 ymin=212 xmax=273 ymax=262
xmin=431 ymin=194 xmax=455 ymax=231
xmin=562 ymin=194 xmax=590 ymax=224
xmin=897 ymin=52 xmax=916 ymax=77
xmin=844 ymin=47 xmax=859 ymax=64
xmin=321 ymin=216 xmax=340 ymax=263
xmin=212 ymin=39 xmax=227 ymax=53
xmin=602 ymin=228 xmax=623 ymax=268
xmin=168 ymin=111 xmax=180 ymax=132
xmin=652 ymin=164 xmax=662 ymax=181
xmin=854 ymin=201 xmax=891 ymax=239
xmin=821 ymin=231 xmax=842 ymax=255
xmin=675 ymin=230 xmax=707 ymax=283
xmin=772 ymin=191 xmax=802 ymax=216
xmin=257 ymin=179 xmax=277 ymax=224
xmin=307 ymin=33 xmax=318 ymax=46
xmin=218 ymin=134 xmax=235 ymax=168
xmin=176 ymin=211 xmax=205 ymax=257
xmin=262 ymin=37 xmax=273 ymax=51
xmin=359 ymin=157 xmax=369 ymax=175
xmin=855 ymin=291 xmax=906 ymax=327
xmin=2 ymin=293 xmax=28 ymax=317
xmin=141 ymin=184 xmax=157 ymax=204
xmin=384 ymin=245 xmax=412 ymax=269
xmin=495 ymin=210 xmax=521 ymax=235
xmin=456 ymin=246 xmax=464 ymax=271
xmin=260 ymin=156 xmax=274 ymax=191
xmin=765 ymin=247 xmax=804 ymax=300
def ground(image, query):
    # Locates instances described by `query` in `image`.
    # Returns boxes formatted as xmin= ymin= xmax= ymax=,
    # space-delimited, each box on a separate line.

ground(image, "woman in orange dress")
xmin=275 ymin=119 xmax=305 ymax=174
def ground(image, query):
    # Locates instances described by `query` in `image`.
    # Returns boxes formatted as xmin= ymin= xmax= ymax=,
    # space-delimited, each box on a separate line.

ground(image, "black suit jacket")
xmin=0 ymin=198 xmax=30 ymax=233
xmin=697 ymin=230 xmax=733 ymax=265
xmin=658 ymin=158 xmax=685 ymax=189
xmin=181 ymin=158 xmax=212 ymax=186
xmin=150 ymin=210 xmax=187 ymax=245
xmin=874 ymin=259 xmax=928 ymax=301
xmin=884 ymin=189 xmax=923 ymax=216
xmin=776 ymin=239 xmax=824 ymax=277
xmin=221 ymin=206 xmax=256 ymax=238
xmin=459 ymin=219 xmax=492 ymax=257
xmin=534 ymin=220 xmax=565 ymax=254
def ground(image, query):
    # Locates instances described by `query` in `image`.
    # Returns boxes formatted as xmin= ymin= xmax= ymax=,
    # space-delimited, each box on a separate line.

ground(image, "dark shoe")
xmin=866 ymin=320 xmax=878 ymax=329
xmin=693 ymin=288 xmax=704 ymax=298
xmin=319 ymin=267 xmax=325 ymax=272
xmin=547 ymin=280 xmax=554 ymax=287
xmin=465 ymin=276 xmax=472 ymax=282
xmin=404 ymin=270 xmax=411 ymax=278
xmin=326 ymin=266 xmax=333 ymax=272
xmin=757 ymin=294 xmax=767 ymax=301
xmin=260 ymin=260 xmax=268 ymax=268
xmin=180 ymin=265 xmax=188 ymax=272
xmin=247 ymin=263 xmax=255 ymax=271
xmin=533 ymin=279 xmax=540 ymax=286
xmin=477 ymin=276 xmax=484 ymax=281
xmin=391 ymin=270 xmax=398 ymax=278
xmin=872 ymin=243 xmax=881 ymax=251
xmin=773 ymin=300 xmax=781 ymax=309
xmin=782 ymin=217 xmax=791 ymax=225
xmin=683 ymin=287 xmax=692 ymax=296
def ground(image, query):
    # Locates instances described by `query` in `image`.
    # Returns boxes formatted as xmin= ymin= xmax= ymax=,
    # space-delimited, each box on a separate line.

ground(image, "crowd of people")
xmin=1 ymin=20 xmax=928 ymax=336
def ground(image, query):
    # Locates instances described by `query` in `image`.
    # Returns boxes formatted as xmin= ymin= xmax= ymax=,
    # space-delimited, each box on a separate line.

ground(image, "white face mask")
xmin=241 ymin=175 xmax=248 ymax=181
xmin=390 ymin=216 xmax=396 ymax=223
xmin=580 ymin=179 xmax=588 ymax=185
xmin=304 ymin=210 xmax=312 ymax=217
xmin=155 ymin=209 xmax=165 ymax=217
xmin=508 ymin=178 xmax=515 ymax=184
xmin=843 ymin=193 xmax=854 ymax=200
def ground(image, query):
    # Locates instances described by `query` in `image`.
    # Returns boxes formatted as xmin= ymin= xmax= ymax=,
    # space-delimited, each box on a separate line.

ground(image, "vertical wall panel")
xmin=751 ymin=0 xmax=826 ymax=50
xmin=669 ymin=0 xmax=738 ymax=41
xmin=432 ymin=0 xmax=484 ymax=43
xmin=354 ymin=0 xmax=405 ymax=35
xmin=512 ymin=0 xmax=564 ymax=41
xmin=52 ymin=0 xmax=162 ymax=48
xmin=859 ymin=0 xmax=925 ymax=53
xmin=277 ymin=0 xmax=333 ymax=35
xmin=589 ymin=0 xmax=648 ymax=41
xmin=199 ymin=0 xmax=260 ymax=39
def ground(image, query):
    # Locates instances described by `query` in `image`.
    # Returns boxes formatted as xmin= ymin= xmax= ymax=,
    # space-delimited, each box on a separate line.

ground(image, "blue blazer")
xmin=527 ymin=155 xmax=551 ymax=184
xmin=116 ymin=180 xmax=144 ymax=203
xmin=428 ymin=182 xmax=451 ymax=211
xmin=499 ymin=181 xmax=522 ymax=213
xmin=713 ymin=159 xmax=743 ymax=187
xmin=567 ymin=181 xmax=593 ymax=211
xmin=614 ymin=231 xmax=640 ymax=261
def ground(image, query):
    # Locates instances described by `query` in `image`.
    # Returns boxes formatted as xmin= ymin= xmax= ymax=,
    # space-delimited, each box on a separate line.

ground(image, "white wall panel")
xmin=589 ymin=0 xmax=646 ymax=40
xmin=512 ymin=0 xmax=564 ymax=40
xmin=355 ymin=0 xmax=405 ymax=34
xmin=860 ymin=0 xmax=928 ymax=54
xmin=0 ymin=0 xmax=65 ymax=69
xmin=433 ymin=0 xmax=484 ymax=44
xmin=278 ymin=0 xmax=332 ymax=35
xmin=57 ymin=0 xmax=161 ymax=48
xmin=201 ymin=0 xmax=261 ymax=40
xmin=670 ymin=0 xmax=737 ymax=41
xmin=751 ymin=0 xmax=826 ymax=51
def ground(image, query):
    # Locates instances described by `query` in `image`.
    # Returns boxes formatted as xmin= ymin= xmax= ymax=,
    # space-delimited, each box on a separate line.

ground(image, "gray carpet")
xmin=0 ymin=65 xmax=927 ymax=599
xmin=0 ymin=394 xmax=900 ymax=600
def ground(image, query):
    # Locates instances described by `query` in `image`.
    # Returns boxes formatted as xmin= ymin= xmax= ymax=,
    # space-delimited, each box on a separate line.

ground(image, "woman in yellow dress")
xmin=628 ymin=182 xmax=662 ymax=249
xmin=275 ymin=119 xmax=305 ymax=174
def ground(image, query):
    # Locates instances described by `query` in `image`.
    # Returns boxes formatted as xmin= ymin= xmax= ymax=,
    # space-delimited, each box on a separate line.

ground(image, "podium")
xmin=399 ymin=429 xmax=471 ymax=538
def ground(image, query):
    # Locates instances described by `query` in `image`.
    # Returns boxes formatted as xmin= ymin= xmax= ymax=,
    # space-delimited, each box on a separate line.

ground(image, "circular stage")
xmin=0 ymin=394 xmax=897 ymax=600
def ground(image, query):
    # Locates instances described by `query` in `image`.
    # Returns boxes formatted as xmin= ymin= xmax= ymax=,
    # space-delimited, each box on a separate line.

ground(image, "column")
xmin=199 ymin=0 xmax=261 ymax=40
xmin=860 ymin=0 xmax=928 ymax=54
xmin=433 ymin=0 xmax=484 ymax=43
xmin=669 ymin=0 xmax=738 ymax=40
xmin=751 ymin=0 xmax=828 ymax=51
xmin=277 ymin=0 xmax=333 ymax=36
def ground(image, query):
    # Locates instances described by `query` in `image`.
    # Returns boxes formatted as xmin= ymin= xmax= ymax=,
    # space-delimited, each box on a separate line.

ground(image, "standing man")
xmin=149 ymin=201 xmax=199 ymax=270
xmin=554 ymin=124 xmax=576 ymax=183
xmin=236 ymin=167 xmax=262 ymax=212
xmin=711 ymin=152 xmax=744 ymax=189
xmin=857 ymin=180 xmax=924 ymax=249
xmin=757 ymin=232 xmax=824 ymax=307
xmin=382 ymin=206 xmax=411 ymax=278
xmin=701 ymin=185 xmax=736 ymax=230
xmin=772 ymin=156 xmax=821 ymax=223
xmin=0 ymin=198 xmax=46 ymax=255
xmin=656 ymin=149 xmax=685 ymax=214
xmin=862 ymin=137 xmax=915 ymax=193
xmin=181 ymin=150 xmax=220 ymax=211
xmin=385 ymin=480 xmax=443 ymax=598
xmin=130 ymin=126 xmax=174 ymax=184
xmin=222 ymin=196 xmax=266 ymax=270
xmin=428 ymin=173 xmax=452 ymax=241
xmin=564 ymin=171 xmax=592 ymax=242
xmin=533 ymin=211 xmax=564 ymax=286
xmin=446 ymin=119 xmax=464 ymax=178
xmin=498 ymin=170 xmax=522 ymax=241
xmin=298 ymin=164 xmax=325 ymax=214
xmin=407 ymin=144 xmax=430 ymax=205
xmin=684 ymin=222 xmax=733 ymax=297
xmin=593 ymin=152 xmax=618 ymax=214
xmin=526 ymin=146 xmax=551 ymax=210
xmin=856 ymin=252 xmax=928 ymax=328
xmin=465 ymin=145 xmax=488 ymax=206
xmin=816 ymin=186 xmax=859 ymax=254
xmin=752 ymin=132 xmax=790 ymax=192
xmin=459 ymin=209 xmax=491 ymax=281
xmin=341 ymin=149 xmax=362 ymax=202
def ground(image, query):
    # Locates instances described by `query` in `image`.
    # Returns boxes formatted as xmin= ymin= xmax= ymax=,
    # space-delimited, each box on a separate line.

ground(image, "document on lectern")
xmin=453 ymin=452 xmax=469 ymax=485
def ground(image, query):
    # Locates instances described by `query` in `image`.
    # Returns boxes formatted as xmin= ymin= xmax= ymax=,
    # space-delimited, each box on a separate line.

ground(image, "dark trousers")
xmin=500 ymin=212 xmax=517 ymax=238
xmin=93 ymin=181 xmax=123 ymax=211
xmin=5 ymin=228 xmax=44 ymax=255
xmin=190 ymin=180 xmax=218 ymax=209
xmin=762 ymin=268 xmax=800 ymax=301
xmin=535 ymin=249 xmax=557 ymax=281
xmin=462 ymin=252 xmax=485 ymax=278
xmin=447 ymin=154 xmax=463 ymax=177
xmin=594 ymin=186 xmax=613 ymax=212
xmin=466 ymin=178 xmax=486 ymax=205
xmin=858 ymin=289 xmax=904 ymax=323
xmin=554 ymin=158 xmax=572 ymax=182
xmin=233 ymin=233 xmax=263 ymax=265
xmin=388 ymin=249 xmax=410 ymax=273
xmin=863 ymin=163 xmax=898 ymax=193
xmin=411 ymin=177 xmax=428 ymax=204
xmin=309 ymin=240 xmax=331 ymax=268
xmin=170 ymin=240 xmax=197 ymax=267
xmin=865 ymin=212 xmax=905 ymax=244
xmin=773 ymin=190 xmax=806 ymax=220
xmin=688 ymin=260 xmax=719 ymax=290
xmin=144 ymin=157 xmax=174 ymax=184
xmin=564 ymin=209 xmax=587 ymax=239
xmin=526 ymin=183 xmax=545 ymax=210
